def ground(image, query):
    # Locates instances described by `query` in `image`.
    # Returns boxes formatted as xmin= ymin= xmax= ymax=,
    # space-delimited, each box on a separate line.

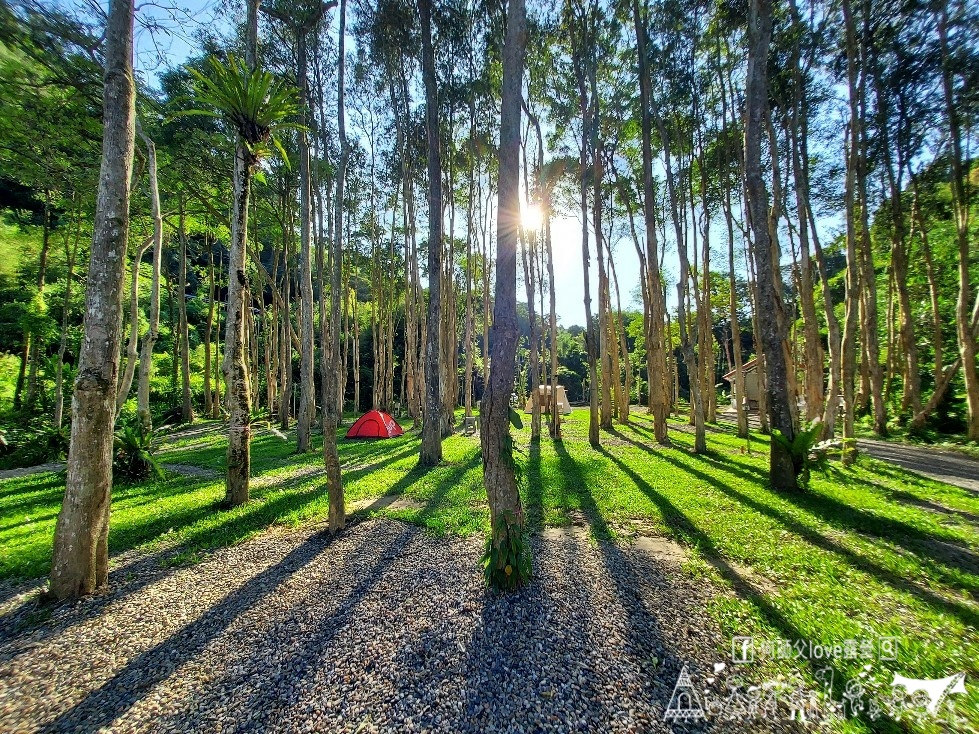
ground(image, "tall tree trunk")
xmin=222 ymin=0 xmax=259 ymax=507
xmin=323 ymin=0 xmax=348 ymax=532
xmin=178 ymin=196 xmax=194 ymax=423
xmin=937 ymin=4 xmax=979 ymax=440
xmin=24 ymin=191 xmax=52 ymax=411
xmin=418 ymin=0 xmax=443 ymax=466
xmin=745 ymin=0 xmax=797 ymax=489
xmin=481 ymin=0 xmax=527 ymax=585
xmin=55 ymin=202 xmax=83 ymax=429
xmin=116 ymin=235 xmax=151 ymax=414
xmin=296 ymin=30 xmax=316 ymax=453
xmin=50 ymin=0 xmax=135 ymax=600
xmin=135 ymin=130 xmax=163 ymax=431
xmin=204 ymin=243 xmax=215 ymax=418
xmin=633 ymin=0 xmax=669 ymax=442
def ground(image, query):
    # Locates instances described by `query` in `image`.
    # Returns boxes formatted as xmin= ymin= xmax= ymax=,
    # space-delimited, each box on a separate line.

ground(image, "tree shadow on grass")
xmin=594 ymin=445 xmax=909 ymax=729
xmin=611 ymin=427 xmax=979 ymax=591
xmin=650 ymin=448 xmax=979 ymax=629
xmin=0 ymin=450 xmax=416 ymax=660
xmin=452 ymin=441 xmax=686 ymax=730
xmin=689 ymin=450 xmax=979 ymax=582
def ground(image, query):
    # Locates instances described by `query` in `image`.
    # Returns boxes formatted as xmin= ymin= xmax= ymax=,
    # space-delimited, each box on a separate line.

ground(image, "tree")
xmin=744 ymin=0 xmax=798 ymax=490
xmin=480 ymin=0 xmax=528 ymax=589
xmin=188 ymin=42 xmax=300 ymax=507
xmin=418 ymin=0 xmax=443 ymax=466
xmin=49 ymin=0 xmax=136 ymax=599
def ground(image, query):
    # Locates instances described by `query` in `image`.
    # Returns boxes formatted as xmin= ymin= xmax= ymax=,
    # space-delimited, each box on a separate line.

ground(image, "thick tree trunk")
xmin=745 ymin=0 xmax=797 ymax=489
xmin=418 ymin=0 xmax=443 ymax=466
xmin=481 ymin=0 xmax=526 ymax=581
xmin=50 ymin=0 xmax=135 ymax=600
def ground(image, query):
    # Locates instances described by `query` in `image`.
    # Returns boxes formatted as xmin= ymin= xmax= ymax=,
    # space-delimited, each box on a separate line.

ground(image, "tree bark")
xmin=135 ymin=130 xmax=163 ymax=431
xmin=222 ymin=0 xmax=260 ymax=507
xmin=323 ymin=0 xmax=348 ymax=532
xmin=50 ymin=0 xmax=135 ymax=600
xmin=418 ymin=0 xmax=444 ymax=466
xmin=178 ymin=196 xmax=194 ymax=423
xmin=745 ymin=0 xmax=797 ymax=489
xmin=481 ymin=0 xmax=526 ymax=579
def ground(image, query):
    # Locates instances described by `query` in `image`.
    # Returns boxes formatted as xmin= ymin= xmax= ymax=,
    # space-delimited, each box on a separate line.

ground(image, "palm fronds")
xmin=182 ymin=54 xmax=301 ymax=162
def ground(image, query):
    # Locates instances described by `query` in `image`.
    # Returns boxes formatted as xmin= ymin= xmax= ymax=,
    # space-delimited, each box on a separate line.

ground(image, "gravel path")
xmin=857 ymin=439 xmax=979 ymax=493
xmin=0 ymin=462 xmax=64 ymax=481
xmin=0 ymin=519 xmax=803 ymax=733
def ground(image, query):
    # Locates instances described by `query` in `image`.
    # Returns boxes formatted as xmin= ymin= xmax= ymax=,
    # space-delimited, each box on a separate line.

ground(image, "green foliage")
xmin=770 ymin=422 xmax=828 ymax=491
xmin=481 ymin=510 xmax=531 ymax=591
xmin=0 ymin=421 xmax=69 ymax=469
xmin=183 ymin=54 xmax=301 ymax=163
xmin=113 ymin=421 xmax=162 ymax=482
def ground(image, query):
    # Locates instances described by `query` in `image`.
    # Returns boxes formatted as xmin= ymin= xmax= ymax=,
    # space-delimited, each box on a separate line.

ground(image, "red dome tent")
xmin=345 ymin=409 xmax=405 ymax=439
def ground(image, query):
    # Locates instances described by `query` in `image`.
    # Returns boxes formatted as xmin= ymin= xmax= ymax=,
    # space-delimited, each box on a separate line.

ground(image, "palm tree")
xmin=187 ymin=54 xmax=299 ymax=507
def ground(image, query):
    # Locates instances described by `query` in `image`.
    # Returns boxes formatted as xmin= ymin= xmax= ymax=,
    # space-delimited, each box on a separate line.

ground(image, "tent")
xmin=524 ymin=385 xmax=572 ymax=415
xmin=345 ymin=409 xmax=405 ymax=439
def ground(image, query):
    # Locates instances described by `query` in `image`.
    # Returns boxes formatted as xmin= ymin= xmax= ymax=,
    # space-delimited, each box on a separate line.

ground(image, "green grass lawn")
xmin=1 ymin=410 xmax=977 ymax=732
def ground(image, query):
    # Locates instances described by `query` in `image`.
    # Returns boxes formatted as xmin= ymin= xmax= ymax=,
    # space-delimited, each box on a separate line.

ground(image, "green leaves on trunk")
xmin=481 ymin=510 xmax=532 ymax=591
xmin=770 ymin=422 xmax=830 ymax=491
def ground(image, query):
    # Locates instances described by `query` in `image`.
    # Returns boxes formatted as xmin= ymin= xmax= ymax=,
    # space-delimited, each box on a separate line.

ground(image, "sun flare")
xmin=521 ymin=204 xmax=543 ymax=231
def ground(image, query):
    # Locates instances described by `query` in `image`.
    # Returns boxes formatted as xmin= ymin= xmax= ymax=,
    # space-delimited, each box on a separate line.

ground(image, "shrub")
xmin=113 ymin=421 xmax=163 ymax=482
xmin=0 ymin=422 xmax=70 ymax=469
xmin=771 ymin=422 xmax=829 ymax=491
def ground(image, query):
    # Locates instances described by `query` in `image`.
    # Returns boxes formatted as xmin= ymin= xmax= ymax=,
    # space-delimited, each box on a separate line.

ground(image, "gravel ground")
xmin=0 ymin=519 xmax=804 ymax=733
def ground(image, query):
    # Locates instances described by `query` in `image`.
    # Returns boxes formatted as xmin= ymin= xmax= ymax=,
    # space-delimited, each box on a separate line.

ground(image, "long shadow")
xmin=882 ymin=489 xmax=979 ymax=525
xmin=651 ymin=448 xmax=979 ymax=628
xmin=0 ymin=450 xmax=416 ymax=662
xmin=595 ymin=445 xmax=906 ymax=728
xmin=171 ymin=524 xmax=416 ymax=733
xmin=552 ymin=441 xmax=695 ymax=722
xmin=691 ymin=451 xmax=979 ymax=584
xmin=453 ymin=443 xmax=692 ymax=731
xmin=345 ymin=447 xmax=482 ymax=522
xmin=41 ymin=526 xmax=390 ymax=732
xmin=613 ymin=427 xmax=979 ymax=591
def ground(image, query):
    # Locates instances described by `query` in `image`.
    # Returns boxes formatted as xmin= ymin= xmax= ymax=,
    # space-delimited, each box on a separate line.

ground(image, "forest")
xmin=0 ymin=0 xmax=979 ymax=640
xmin=0 ymin=0 xmax=978 ymax=728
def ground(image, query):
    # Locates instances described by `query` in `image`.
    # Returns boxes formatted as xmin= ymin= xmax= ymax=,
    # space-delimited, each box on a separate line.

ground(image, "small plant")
xmin=481 ymin=510 xmax=532 ymax=591
xmin=771 ymin=422 xmax=829 ymax=491
xmin=113 ymin=421 xmax=163 ymax=482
